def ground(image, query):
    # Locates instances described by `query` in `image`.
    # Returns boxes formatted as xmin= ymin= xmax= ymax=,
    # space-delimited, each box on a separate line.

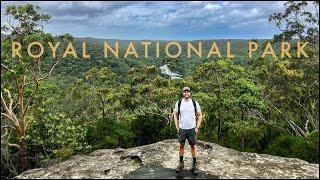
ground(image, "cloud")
xmin=230 ymin=8 xmax=261 ymax=18
xmin=204 ymin=3 xmax=222 ymax=10
xmin=1 ymin=1 xmax=300 ymax=39
xmin=230 ymin=18 xmax=268 ymax=28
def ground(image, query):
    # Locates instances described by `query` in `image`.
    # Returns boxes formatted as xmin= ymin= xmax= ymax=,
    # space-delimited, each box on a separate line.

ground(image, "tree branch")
xmin=248 ymin=109 xmax=290 ymax=132
xmin=24 ymin=59 xmax=60 ymax=88
xmin=1 ymin=89 xmax=19 ymax=126
xmin=268 ymin=101 xmax=303 ymax=137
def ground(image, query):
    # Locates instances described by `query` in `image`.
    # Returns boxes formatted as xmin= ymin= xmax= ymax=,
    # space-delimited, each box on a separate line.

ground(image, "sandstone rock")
xmin=15 ymin=139 xmax=319 ymax=179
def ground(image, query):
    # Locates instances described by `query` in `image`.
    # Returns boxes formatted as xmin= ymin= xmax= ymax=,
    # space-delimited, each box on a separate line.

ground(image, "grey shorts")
xmin=178 ymin=128 xmax=197 ymax=145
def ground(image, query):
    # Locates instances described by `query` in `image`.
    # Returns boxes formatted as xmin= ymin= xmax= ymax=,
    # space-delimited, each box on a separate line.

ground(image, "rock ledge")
xmin=16 ymin=139 xmax=319 ymax=179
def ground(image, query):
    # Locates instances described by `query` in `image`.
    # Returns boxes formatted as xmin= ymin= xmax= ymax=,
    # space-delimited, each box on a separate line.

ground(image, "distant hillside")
xmin=2 ymin=33 xmax=267 ymax=42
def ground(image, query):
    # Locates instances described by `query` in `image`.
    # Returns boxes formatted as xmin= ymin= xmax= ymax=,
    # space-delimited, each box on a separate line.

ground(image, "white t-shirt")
xmin=174 ymin=98 xmax=201 ymax=130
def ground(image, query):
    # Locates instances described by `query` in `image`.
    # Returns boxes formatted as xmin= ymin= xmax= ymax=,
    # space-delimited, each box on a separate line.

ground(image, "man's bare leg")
xmin=191 ymin=144 xmax=196 ymax=158
xmin=179 ymin=143 xmax=185 ymax=157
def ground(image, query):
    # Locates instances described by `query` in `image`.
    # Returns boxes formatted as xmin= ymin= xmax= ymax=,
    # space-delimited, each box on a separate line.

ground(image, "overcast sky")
xmin=0 ymin=1 xmax=300 ymax=40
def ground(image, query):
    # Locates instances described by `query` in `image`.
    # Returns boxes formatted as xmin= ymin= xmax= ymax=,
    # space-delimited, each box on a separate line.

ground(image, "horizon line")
xmin=2 ymin=33 xmax=276 ymax=41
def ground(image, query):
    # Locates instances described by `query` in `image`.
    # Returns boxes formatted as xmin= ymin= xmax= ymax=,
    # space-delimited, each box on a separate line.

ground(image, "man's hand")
xmin=195 ymin=127 xmax=199 ymax=134
xmin=195 ymin=111 xmax=202 ymax=135
xmin=176 ymin=127 xmax=179 ymax=133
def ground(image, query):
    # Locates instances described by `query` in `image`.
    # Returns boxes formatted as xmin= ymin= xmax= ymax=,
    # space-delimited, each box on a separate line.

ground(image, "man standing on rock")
xmin=173 ymin=87 xmax=203 ymax=175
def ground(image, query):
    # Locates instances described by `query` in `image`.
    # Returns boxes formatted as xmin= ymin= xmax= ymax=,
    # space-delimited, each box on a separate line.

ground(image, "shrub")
xmin=157 ymin=123 xmax=177 ymax=141
xmin=26 ymin=111 xmax=90 ymax=159
xmin=130 ymin=115 xmax=165 ymax=146
xmin=86 ymin=118 xmax=134 ymax=149
xmin=265 ymin=134 xmax=318 ymax=163
xmin=53 ymin=147 xmax=74 ymax=162
xmin=307 ymin=130 xmax=319 ymax=161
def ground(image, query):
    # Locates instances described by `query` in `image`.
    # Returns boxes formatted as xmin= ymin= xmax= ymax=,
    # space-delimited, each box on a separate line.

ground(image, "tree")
xmin=85 ymin=67 xmax=117 ymax=119
xmin=252 ymin=58 xmax=319 ymax=137
xmin=1 ymin=4 xmax=50 ymax=37
xmin=192 ymin=59 xmax=247 ymax=144
xmin=1 ymin=4 xmax=71 ymax=171
xmin=269 ymin=1 xmax=319 ymax=49
xmin=267 ymin=1 xmax=319 ymax=137
xmin=227 ymin=77 xmax=267 ymax=151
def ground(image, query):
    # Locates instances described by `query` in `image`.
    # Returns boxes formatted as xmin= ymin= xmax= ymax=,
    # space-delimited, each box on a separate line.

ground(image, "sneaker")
xmin=192 ymin=162 xmax=199 ymax=175
xmin=175 ymin=161 xmax=184 ymax=173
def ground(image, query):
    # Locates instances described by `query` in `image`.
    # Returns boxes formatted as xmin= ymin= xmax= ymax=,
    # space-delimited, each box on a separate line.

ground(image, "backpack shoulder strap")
xmin=178 ymin=99 xmax=182 ymax=116
xmin=192 ymin=99 xmax=198 ymax=119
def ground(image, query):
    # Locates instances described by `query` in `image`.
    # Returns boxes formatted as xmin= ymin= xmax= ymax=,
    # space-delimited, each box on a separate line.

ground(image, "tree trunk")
xmin=216 ymin=90 xmax=222 ymax=145
xmin=240 ymin=110 xmax=245 ymax=152
xmin=241 ymin=109 xmax=245 ymax=121
xmin=101 ymin=99 xmax=105 ymax=119
xmin=241 ymin=138 xmax=244 ymax=152
xmin=19 ymin=140 xmax=27 ymax=168
xmin=98 ymin=94 xmax=106 ymax=119
xmin=205 ymin=118 xmax=210 ymax=141
xmin=18 ymin=127 xmax=27 ymax=168
xmin=217 ymin=117 xmax=221 ymax=144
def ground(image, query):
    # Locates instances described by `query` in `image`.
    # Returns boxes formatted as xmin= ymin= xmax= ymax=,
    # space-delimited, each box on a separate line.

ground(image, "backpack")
xmin=177 ymin=98 xmax=198 ymax=120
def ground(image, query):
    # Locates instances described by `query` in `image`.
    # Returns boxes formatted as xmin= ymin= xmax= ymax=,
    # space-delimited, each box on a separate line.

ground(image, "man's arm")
xmin=195 ymin=111 xmax=203 ymax=134
xmin=173 ymin=111 xmax=179 ymax=133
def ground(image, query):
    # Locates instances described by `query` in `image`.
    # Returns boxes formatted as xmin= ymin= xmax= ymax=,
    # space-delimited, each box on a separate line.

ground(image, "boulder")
xmin=16 ymin=139 xmax=319 ymax=179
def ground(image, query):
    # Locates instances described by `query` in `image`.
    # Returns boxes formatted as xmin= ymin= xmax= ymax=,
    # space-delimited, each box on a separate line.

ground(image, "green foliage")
xmin=265 ymin=134 xmax=319 ymax=163
xmin=2 ymin=3 xmax=50 ymax=36
xmin=269 ymin=1 xmax=319 ymax=45
xmin=157 ymin=124 xmax=177 ymax=141
xmin=26 ymin=108 xmax=90 ymax=156
xmin=1 ymin=4 xmax=76 ymax=178
xmin=86 ymin=118 xmax=134 ymax=149
xmin=53 ymin=148 xmax=74 ymax=162
xmin=307 ymin=130 xmax=319 ymax=145
xmin=232 ymin=77 xmax=267 ymax=112
xmin=130 ymin=115 xmax=165 ymax=146
xmin=256 ymin=125 xmax=287 ymax=152
xmin=223 ymin=117 xmax=263 ymax=151
xmin=307 ymin=130 xmax=320 ymax=159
